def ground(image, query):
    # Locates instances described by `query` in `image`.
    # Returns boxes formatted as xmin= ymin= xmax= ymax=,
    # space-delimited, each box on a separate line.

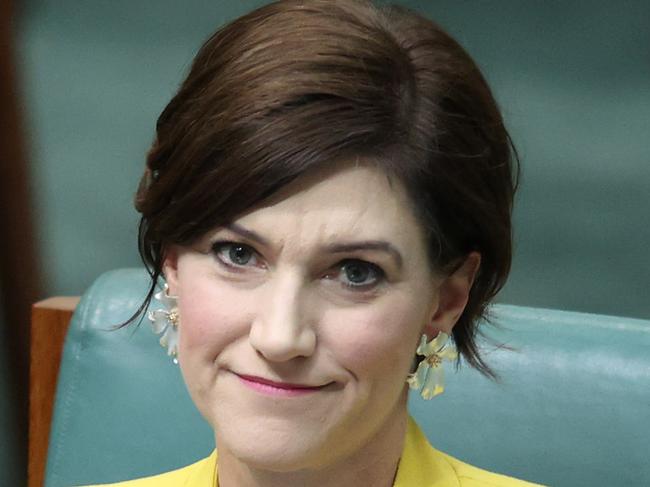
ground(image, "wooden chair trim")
xmin=29 ymin=297 xmax=80 ymax=487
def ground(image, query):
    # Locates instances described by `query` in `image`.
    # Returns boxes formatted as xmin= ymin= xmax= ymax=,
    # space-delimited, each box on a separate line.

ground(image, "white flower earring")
xmin=147 ymin=283 xmax=180 ymax=364
xmin=406 ymin=332 xmax=458 ymax=399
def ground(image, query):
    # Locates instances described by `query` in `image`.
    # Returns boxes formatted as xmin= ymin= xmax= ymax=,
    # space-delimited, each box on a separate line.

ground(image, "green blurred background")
xmin=3 ymin=0 xmax=649 ymax=484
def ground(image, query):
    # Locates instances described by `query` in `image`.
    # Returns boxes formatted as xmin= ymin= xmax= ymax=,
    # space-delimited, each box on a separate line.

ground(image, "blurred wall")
xmin=15 ymin=0 xmax=649 ymax=317
xmin=15 ymin=0 xmax=275 ymax=299
xmin=15 ymin=0 xmax=650 ymax=318
xmin=2 ymin=1 xmax=44 ymax=484
xmin=0 ymin=309 xmax=23 ymax=487
xmin=416 ymin=1 xmax=650 ymax=319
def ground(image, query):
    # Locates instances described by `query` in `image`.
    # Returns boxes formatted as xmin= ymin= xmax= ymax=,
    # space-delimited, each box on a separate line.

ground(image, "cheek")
xmin=323 ymin=296 xmax=424 ymax=379
xmin=176 ymin=276 xmax=255 ymax=359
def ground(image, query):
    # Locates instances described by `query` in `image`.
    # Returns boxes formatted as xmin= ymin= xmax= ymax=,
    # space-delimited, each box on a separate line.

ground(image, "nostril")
xmin=249 ymin=321 xmax=316 ymax=362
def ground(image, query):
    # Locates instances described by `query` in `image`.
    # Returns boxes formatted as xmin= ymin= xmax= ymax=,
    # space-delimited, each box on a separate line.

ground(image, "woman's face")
xmin=164 ymin=162 xmax=467 ymax=471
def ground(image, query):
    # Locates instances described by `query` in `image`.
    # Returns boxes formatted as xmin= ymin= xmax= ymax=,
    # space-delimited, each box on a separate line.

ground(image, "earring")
xmin=406 ymin=332 xmax=457 ymax=400
xmin=147 ymin=283 xmax=179 ymax=364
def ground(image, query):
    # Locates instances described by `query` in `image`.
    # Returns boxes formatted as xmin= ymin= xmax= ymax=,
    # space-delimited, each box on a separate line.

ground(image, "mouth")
xmin=234 ymin=373 xmax=333 ymax=397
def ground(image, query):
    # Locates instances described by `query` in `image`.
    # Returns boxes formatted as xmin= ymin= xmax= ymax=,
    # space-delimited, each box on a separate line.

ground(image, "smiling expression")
xmin=164 ymin=162 xmax=449 ymax=471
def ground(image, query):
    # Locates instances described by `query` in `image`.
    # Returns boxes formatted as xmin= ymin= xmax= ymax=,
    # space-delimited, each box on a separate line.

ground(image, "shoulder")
xmin=78 ymin=450 xmax=217 ymax=487
xmin=437 ymin=450 xmax=545 ymax=487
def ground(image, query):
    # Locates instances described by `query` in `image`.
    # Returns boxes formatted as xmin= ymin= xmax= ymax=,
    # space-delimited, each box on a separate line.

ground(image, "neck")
xmin=216 ymin=400 xmax=408 ymax=487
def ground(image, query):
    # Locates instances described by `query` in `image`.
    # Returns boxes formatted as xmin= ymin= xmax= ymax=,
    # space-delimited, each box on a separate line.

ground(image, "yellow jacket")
xmin=87 ymin=417 xmax=543 ymax=486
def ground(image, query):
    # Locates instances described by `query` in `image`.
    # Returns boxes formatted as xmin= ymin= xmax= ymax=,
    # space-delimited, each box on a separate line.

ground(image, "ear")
xmin=161 ymin=245 xmax=181 ymax=295
xmin=424 ymin=251 xmax=481 ymax=336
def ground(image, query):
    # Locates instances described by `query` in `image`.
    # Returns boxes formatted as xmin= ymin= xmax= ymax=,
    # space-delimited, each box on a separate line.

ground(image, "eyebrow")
xmin=224 ymin=223 xmax=403 ymax=270
xmin=322 ymin=241 xmax=403 ymax=270
xmin=225 ymin=223 xmax=270 ymax=246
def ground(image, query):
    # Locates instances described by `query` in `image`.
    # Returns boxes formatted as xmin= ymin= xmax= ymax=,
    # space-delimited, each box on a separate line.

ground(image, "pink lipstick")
xmin=236 ymin=374 xmax=328 ymax=397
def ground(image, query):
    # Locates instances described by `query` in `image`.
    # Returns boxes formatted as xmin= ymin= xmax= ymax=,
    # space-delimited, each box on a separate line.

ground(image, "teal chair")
xmin=45 ymin=269 xmax=650 ymax=487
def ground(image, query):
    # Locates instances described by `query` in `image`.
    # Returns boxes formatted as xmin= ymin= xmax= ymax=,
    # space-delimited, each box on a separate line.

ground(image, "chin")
xmin=217 ymin=418 xmax=333 ymax=471
xmin=201 ymin=375 xmax=375 ymax=471
xmin=209 ymin=389 xmax=363 ymax=471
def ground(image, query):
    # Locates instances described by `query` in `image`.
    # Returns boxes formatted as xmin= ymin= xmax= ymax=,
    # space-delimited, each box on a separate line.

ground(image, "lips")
xmin=236 ymin=373 xmax=328 ymax=390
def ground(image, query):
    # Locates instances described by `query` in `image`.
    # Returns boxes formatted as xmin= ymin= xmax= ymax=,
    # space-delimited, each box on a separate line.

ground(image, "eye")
xmin=334 ymin=259 xmax=385 ymax=290
xmin=211 ymin=241 xmax=262 ymax=269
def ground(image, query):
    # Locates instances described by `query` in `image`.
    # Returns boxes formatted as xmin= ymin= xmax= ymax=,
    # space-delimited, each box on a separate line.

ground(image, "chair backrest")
xmin=45 ymin=268 xmax=650 ymax=487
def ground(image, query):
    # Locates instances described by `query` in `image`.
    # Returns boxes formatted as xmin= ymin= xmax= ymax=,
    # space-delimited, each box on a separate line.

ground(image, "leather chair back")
xmin=45 ymin=269 xmax=650 ymax=486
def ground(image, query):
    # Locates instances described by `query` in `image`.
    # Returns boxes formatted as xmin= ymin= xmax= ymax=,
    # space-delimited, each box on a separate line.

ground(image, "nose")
xmin=248 ymin=271 xmax=316 ymax=362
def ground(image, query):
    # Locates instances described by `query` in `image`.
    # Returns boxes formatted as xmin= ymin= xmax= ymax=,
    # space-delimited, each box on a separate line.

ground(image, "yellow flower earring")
xmin=406 ymin=332 xmax=458 ymax=399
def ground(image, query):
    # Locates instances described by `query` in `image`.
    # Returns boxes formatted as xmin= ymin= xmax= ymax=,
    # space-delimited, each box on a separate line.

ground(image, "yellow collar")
xmin=393 ymin=416 xmax=460 ymax=486
xmin=183 ymin=449 xmax=217 ymax=487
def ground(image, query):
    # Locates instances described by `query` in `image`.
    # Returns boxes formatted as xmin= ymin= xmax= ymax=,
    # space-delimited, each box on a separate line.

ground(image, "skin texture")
xmin=164 ymin=161 xmax=480 ymax=487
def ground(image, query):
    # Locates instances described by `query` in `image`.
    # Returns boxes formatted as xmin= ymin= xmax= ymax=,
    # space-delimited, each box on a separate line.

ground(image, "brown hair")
xmin=133 ymin=0 xmax=518 ymax=378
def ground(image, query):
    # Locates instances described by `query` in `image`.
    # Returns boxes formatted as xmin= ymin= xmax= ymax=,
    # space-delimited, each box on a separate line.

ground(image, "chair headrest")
xmin=46 ymin=268 xmax=650 ymax=486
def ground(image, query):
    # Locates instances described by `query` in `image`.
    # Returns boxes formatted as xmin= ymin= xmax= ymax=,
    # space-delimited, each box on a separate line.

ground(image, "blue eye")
xmin=338 ymin=260 xmax=384 ymax=289
xmin=211 ymin=242 xmax=260 ymax=268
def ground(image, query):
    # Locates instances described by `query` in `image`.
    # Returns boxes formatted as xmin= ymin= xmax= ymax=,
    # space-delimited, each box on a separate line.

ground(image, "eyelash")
xmin=210 ymin=241 xmax=264 ymax=272
xmin=209 ymin=241 xmax=386 ymax=291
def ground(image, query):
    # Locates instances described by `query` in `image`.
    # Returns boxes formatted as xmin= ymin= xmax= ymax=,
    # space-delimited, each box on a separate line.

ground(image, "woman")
xmin=92 ymin=0 xmax=542 ymax=485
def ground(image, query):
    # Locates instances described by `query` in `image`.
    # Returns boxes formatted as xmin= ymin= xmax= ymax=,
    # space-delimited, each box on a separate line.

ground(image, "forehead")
xmin=235 ymin=162 xmax=426 ymax=251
